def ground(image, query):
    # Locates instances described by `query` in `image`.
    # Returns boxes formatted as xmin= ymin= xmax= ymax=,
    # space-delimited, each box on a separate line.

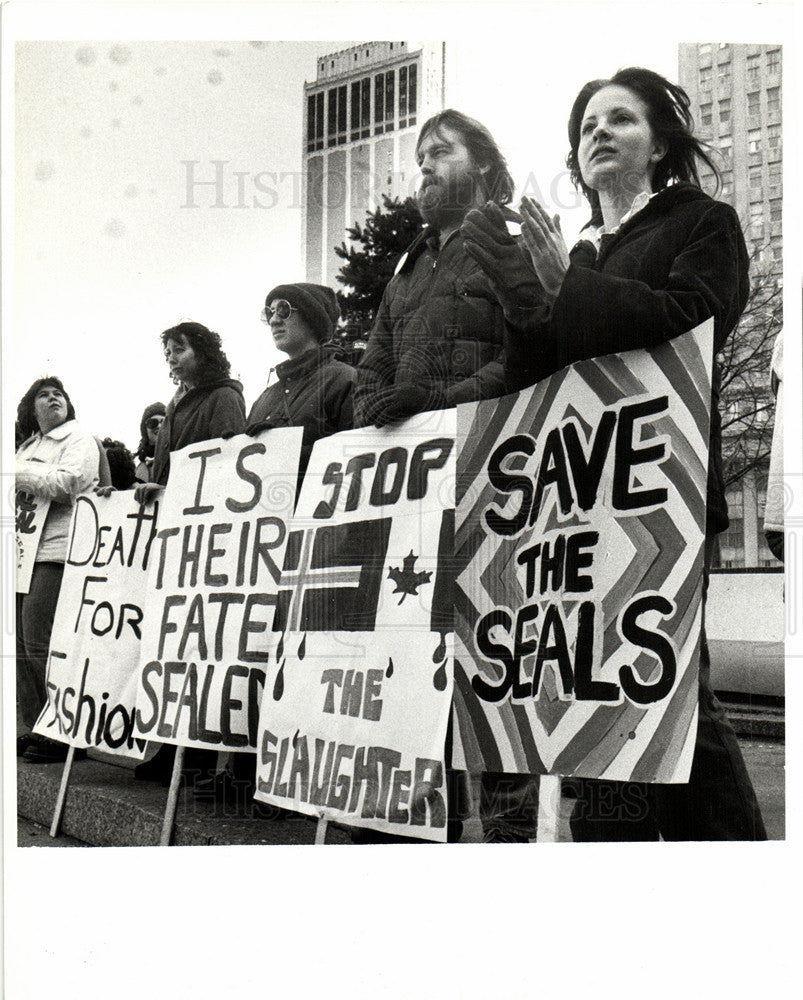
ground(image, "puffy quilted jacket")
xmin=354 ymin=228 xmax=507 ymax=426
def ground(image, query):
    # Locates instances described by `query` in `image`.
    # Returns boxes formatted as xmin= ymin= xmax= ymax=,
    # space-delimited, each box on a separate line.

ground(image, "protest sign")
xmin=15 ymin=489 xmax=51 ymax=594
xmin=135 ymin=429 xmax=303 ymax=751
xmin=33 ymin=492 xmax=158 ymax=757
xmin=254 ymin=411 xmax=455 ymax=842
xmin=453 ymin=321 xmax=714 ymax=784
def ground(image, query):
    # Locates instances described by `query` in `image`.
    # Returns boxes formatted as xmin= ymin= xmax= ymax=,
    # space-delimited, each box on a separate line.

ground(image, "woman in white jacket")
xmin=15 ymin=377 xmax=99 ymax=763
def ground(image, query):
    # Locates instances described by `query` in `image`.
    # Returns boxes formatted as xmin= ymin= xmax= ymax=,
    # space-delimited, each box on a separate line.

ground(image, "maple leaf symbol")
xmin=387 ymin=550 xmax=432 ymax=605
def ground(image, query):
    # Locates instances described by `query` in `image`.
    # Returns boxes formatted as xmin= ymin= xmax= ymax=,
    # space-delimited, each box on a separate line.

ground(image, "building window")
xmin=384 ymin=70 xmax=395 ymax=128
xmin=719 ymin=138 xmax=732 ymax=163
xmin=748 ymin=129 xmax=762 ymax=154
xmin=374 ymin=73 xmax=384 ymax=133
xmin=699 ymin=43 xmax=712 ymax=56
xmin=749 ymin=201 xmax=764 ymax=237
xmin=700 ymin=102 xmax=712 ymax=126
xmin=699 ymin=65 xmax=712 ymax=88
xmin=722 ymin=516 xmax=744 ymax=558
xmin=327 ymin=85 xmax=347 ymax=147
xmin=718 ymin=98 xmax=730 ymax=124
xmin=350 ymin=77 xmax=371 ymax=140
xmin=721 ymin=169 xmax=733 ymax=196
xmin=374 ymin=71 xmax=395 ymax=134
xmin=767 ymin=123 xmax=781 ymax=153
xmin=766 ymin=48 xmax=780 ymax=74
xmin=398 ymin=63 xmax=418 ymax=129
xmin=748 ymin=165 xmax=763 ymax=190
xmin=718 ymin=61 xmax=731 ymax=86
xmin=306 ymin=91 xmax=324 ymax=152
xmin=747 ymin=53 xmax=760 ymax=83
xmin=747 ymin=91 xmax=760 ymax=116
xmin=767 ymin=86 xmax=780 ymax=115
xmin=768 ymin=161 xmax=781 ymax=193
xmin=769 ymin=198 xmax=782 ymax=222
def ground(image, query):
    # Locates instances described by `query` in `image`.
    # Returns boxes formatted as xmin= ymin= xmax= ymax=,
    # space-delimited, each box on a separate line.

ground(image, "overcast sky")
xmin=8 ymin=21 xmax=694 ymax=445
xmin=3 ymin=3 xmax=799 ymax=997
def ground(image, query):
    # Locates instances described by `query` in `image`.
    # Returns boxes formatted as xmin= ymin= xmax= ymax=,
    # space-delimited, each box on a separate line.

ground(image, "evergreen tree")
xmin=332 ymin=195 xmax=423 ymax=363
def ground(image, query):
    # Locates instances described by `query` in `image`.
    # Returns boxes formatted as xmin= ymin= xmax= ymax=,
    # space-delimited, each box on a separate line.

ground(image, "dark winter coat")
xmin=247 ymin=346 xmax=355 ymax=470
xmin=354 ymin=228 xmax=507 ymax=426
xmin=151 ymin=377 xmax=246 ymax=485
xmin=507 ymin=184 xmax=749 ymax=535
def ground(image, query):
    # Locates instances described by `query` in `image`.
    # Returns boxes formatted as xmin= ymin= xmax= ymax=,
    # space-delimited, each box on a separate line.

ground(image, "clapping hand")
xmin=519 ymin=196 xmax=570 ymax=303
xmin=462 ymin=202 xmax=546 ymax=328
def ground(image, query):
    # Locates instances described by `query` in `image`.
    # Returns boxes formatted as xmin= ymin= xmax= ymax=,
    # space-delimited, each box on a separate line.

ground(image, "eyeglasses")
xmin=260 ymin=299 xmax=298 ymax=324
xmin=146 ymin=417 xmax=164 ymax=430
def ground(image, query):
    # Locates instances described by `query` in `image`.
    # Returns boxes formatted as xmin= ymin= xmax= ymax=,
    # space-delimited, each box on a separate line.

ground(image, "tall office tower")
xmin=679 ymin=43 xmax=783 ymax=567
xmin=302 ymin=41 xmax=446 ymax=289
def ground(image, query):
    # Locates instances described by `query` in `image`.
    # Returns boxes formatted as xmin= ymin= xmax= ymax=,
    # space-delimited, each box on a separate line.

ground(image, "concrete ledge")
xmin=17 ymin=757 xmax=352 ymax=847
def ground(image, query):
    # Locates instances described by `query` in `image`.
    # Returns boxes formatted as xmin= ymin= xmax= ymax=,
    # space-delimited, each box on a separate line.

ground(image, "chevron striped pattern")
xmin=453 ymin=322 xmax=713 ymax=783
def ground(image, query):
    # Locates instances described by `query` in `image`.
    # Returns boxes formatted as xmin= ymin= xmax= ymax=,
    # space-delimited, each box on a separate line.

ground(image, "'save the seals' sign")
xmin=453 ymin=321 xmax=713 ymax=784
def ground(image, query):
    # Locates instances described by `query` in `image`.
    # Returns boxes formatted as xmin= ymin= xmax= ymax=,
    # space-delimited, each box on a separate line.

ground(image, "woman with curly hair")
xmin=16 ymin=377 xmax=99 ymax=762
xmin=133 ymin=322 xmax=245 ymax=783
xmin=134 ymin=321 xmax=246 ymax=504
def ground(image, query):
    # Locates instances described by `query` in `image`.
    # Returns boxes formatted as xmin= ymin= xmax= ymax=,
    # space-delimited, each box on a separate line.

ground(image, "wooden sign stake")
xmin=536 ymin=775 xmax=562 ymax=843
xmin=160 ymin=746 xmax=185 ymax=846
xmin=49 ymin=745 xmax=75 ymax=838
xmin=315 ymin=817 xmax=329 ymax=845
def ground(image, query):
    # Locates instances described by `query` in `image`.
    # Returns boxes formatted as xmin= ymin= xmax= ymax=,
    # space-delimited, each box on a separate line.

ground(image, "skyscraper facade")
xmin=678 ymin=43 xmax=783 ymax=567
xmin=302 ymin=41 xmax=446 ymax=288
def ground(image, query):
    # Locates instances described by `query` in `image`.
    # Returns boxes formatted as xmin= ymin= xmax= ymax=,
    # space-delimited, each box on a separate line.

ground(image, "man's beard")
xmin=418 ymin=171 xmax=481 ymax=229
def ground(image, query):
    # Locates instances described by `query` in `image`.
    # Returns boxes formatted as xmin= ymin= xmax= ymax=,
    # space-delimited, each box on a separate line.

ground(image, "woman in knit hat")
xmin=247 ymin=282 xmax=355 ymax=473
xmin=197 ymin=283 xmax=355 ymax=810
xmin=134 ymin=401 xmax=166 ymax=484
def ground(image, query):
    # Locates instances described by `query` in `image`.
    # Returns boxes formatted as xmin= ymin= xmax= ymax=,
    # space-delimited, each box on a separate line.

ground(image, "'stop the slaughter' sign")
xmin=135 ymin=429 xmax=303 ymax=751
xmin=452 ymin=322 xmax=714 ymax=784
xmin=255 ymin=411 xmax=456 ymax=842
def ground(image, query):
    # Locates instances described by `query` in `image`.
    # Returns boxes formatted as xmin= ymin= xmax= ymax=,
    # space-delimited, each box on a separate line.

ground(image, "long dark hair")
xmin=160 ymin=321 xmax=232 ymax=385
xmin=567 ymin=67 xmax=721 ymax=224
xmin=416 ymin=109 xmax=515 ymax=205
xmin=16 ymin=376 xmax=76 ymax=441
xmin=102 ymin=438 xmax=137 ymax=490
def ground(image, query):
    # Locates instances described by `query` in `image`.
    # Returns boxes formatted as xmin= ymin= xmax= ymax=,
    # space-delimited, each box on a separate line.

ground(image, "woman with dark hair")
xmin=463 ymin=67 xmax=765 ymax=841
xmin=134 ymin=321 xmax=246 ymax=505
xmin=102 ymin=439 xmax=138 ymax=490
xmin=15 ymin=377 xmax=99 ymax=762
xmin=134 ymin=402 xmax=166 ymax=483
xmin=133 ymin=321 xmax=246 ymax=782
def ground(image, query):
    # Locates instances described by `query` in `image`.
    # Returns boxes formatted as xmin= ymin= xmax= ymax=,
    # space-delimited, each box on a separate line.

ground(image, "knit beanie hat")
xmin=139 ymin=401 xmax=167 ymax=440
xmin=265 ymin=283 xmax=340 ymax=342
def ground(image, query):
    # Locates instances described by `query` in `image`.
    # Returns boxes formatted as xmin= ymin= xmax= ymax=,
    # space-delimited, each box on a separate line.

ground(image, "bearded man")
xmin=354 ymin=109 xmax=541 ymax=843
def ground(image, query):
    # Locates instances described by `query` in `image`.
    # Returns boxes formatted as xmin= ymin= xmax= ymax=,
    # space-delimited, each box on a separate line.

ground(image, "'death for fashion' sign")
xmin=452 ymin=321 xmax=714 ymax=784
xmin=254 ymin=411 xmax=455 ymax=842
xmin=135 ymin=430 xmax=302 ymax=751
xmin=34 ymin=492 xmax=156 ymax=757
